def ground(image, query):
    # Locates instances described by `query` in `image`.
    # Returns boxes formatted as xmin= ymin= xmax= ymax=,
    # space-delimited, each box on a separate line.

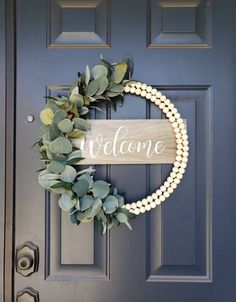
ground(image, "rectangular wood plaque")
xmin=73 ymin=119 xmax=179 ymax=165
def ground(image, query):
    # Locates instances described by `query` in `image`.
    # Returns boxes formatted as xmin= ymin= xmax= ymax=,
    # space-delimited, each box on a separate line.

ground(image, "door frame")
xmin=1 ymin=0 xmax=16 ymax=301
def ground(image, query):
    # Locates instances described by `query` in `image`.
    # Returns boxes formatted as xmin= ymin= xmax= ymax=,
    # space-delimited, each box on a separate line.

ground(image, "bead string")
xmin=122 ymin=82 xmax=189 ymax=215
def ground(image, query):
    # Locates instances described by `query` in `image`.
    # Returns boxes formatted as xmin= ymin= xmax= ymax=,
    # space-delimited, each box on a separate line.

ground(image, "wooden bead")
xmin=173 ymin=166 xmax=179 ymax=173
xmin=174 ymin=128 xmax=180 ymax=133
xmin=167 ymin=177 xmax=173 ymax=183
xmin=164 ymin=181 xmax=170 ymax=187
xmin=159 ymin=195 xmax=165 ymax=202
xmin=124 ymin=86 xmax=130 ymax=93
xmin=137 ymin=200 xmax=143 ymax=208
xmin=171 ymin=182 xmax=177 ymax=189
xmin=182 ymin=151 xmax=189 ymax=157
xmin=177 ymin=118 xmax=183 ymax=124
xmin=141 ymin=83 xmax=147 ymax=90
xmin=150 ymin=202 xmax=156 ymax=208
xmin=181 ymin=129 xmax=187 ymax=135
xmin=159 ymin=103 xmax=165 ymax=109
xmin=151 ymin=95 xmax=156 ymax=102
xmin=168 ymin=103 xmax=174 ymax=110
xmin=169 ymin=116 xmax=175 ymax=122
xmin=167 ymin=187 xmax=174 ymax=194
xmin=176 ymin=155 xmax=182 ymax=162
xmin=130 ymin=87 xmax=136 ymax=94
xmin=145 ymin=204 xmax=151 ymax=211
xmin=135 ymin=82 xmax=142 ymax=88
xmin=146 ymin=93 xmax=152 ymax=99
xmin=140 ymin=207 xmax=146 ymax=213
xmin=179 ymin=168 xmax=185 ymax=174
xmin=141 ymin=90 xmax=147 ymax=97
xmin=174 ymin=178 xmax=180 ymax=184
xmin=177 ymin=144 xmax=183 ymax=150
xmin=175 ymin=133 xmax=181 ymax=139
xmin=166 ymin=112 xmax=172 ymax=118
xmin=155 ymin=99 xmax=161 ymax=105
xmin=135 ymin=88 xmax=141 ymax=95
xmin=156 ymin=92 xmax=162 ymax=98
xmin=183 ymin=146 xmax=189 ymax=152
xmin=151 ymin=88 xmax=158 ymax=95
xmin=174 ymin=161 xmax=180 ymax=167
xmin=156 ymin=189 xmax=162 ymax=196
xmin=175 ymin=112 xmax=180 ymax=119
xmin=134 ymin=208 xmax=140 ymax=215
xmin=182 ymin=134 xmax=188 ymax=140
xmin=172 ymin=122 xmax=178 ymax=128
xmin=160 ymin=95 xmax=166 ymax=101
xmin=152 ymin=193 xmax=158 ymax=199
xmin=155 ymin=199 xmax=161 ymax=205
xmin=177 ymin=173 xmax=183 ymax=180
xmin=147 ymin=196 xmax=153 ymax=203
xmin=125 ymin=204 xmax=131 ymax=210
xmin=164 ymin=99 xmax=171 ymax=106
xmin=146 ymin=86 xmax=152 ymax=92
xmin=182 ymin=157 xmax=188 ymax=163
xmin=170 ymin=172 xmax=176 ymax=178
xmin=142 ymin=198 xmax=148 ymax=205
xmin=164 ymin=191 xmax=170 ymax=198
xmin=181 ymin=162 xmax=187 ymax=169
xmin=163 ymin=107 xmax=169 ymax=113
xmin=131 ymin=202 xmax=137 ymax=209
xmin=172 ymin=108 xmax=178 ymax=114
xmin=176 ymin=149 xmax=182 ymax=156
xmin=179 ymin=123 xmax=185 ymax=129
xmin=160 ymin=185 xmax=166 ymax=192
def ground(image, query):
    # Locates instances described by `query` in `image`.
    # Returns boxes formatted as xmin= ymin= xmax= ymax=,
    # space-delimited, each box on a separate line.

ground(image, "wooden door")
xmin=5 ymin=0 xmax=236 ymax=301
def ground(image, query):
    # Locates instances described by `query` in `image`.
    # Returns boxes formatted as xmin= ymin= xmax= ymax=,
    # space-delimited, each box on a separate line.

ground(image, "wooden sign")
xmin=73 ymin=119 xmax=180 ymax=165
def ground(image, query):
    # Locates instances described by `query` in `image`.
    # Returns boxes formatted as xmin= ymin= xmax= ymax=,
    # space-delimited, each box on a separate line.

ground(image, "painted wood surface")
xmin=73 ymin=119 xmax=179 ymax=164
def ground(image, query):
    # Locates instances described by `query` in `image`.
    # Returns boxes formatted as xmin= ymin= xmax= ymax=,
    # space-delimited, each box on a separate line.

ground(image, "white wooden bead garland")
xmin=123 ymin=82 xmax=189 ymax=215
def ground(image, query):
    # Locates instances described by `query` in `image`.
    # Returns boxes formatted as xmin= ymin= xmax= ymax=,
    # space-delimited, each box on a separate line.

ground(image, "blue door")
xmin=7 ymin=0 xmax=236 ymax=301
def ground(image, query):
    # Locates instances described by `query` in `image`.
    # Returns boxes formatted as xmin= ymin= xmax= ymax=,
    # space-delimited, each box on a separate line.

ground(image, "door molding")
xmin=2 ymin=0 xmax=16 ymax=301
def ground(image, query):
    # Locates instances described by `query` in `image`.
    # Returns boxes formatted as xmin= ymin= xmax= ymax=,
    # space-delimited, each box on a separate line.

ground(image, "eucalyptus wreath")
xmin=37 ymin=58 xmax=136 ymax=235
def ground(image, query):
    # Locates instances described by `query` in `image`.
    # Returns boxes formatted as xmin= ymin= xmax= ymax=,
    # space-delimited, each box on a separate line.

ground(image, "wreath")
xmin=36 ymin=58 xmax=189 ymax=235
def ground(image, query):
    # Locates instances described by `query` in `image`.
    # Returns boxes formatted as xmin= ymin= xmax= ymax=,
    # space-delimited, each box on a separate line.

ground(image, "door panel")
xmin=14 ymin=0 xmax=236 ymax=301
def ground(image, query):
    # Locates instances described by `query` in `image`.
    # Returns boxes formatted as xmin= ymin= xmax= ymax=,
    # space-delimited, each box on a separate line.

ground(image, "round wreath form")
xmin=37 ymin=59 xmax=189 ymax=235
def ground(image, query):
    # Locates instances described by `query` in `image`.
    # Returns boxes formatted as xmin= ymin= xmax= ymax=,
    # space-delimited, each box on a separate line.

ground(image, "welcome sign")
xmin=73 ymin=119 xmax=179 ymax=164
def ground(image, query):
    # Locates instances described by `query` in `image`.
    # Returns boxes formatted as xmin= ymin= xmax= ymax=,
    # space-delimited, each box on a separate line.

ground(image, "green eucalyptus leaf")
xmin=67 ymin=130 xmax=85 ymax=138
xmin=72 ymin=178 xmax=90 ymax=197
xmin=38 ymin=170 xmax=60 ymax=189
xmin=49 ymin=137 xmax=73 ymax=154
xmin=80 ymin=195 xmax=94 ymax=211
xmin=109 ymin=84 xmax=124 ymax=93
xmin=70 ymin=207 xmax=78 ymax=224
xmin=37 ymin=125 xmax=49 ymax=139
xmin=117 ymin=207 xmax=136 ymax=219
xmin=61 ymin=165 xmax=77 ymax=183
xmin=89 ymin=197 xmax=102 ymax=217
xmin=85 ymin=79 xmax=100 ymax=97
xmin=47 ymin=159 xmax=65 ymax=173
xmin=50 ymin=181 xmax=72 ymax=190
xmin=114 ymin=194 xmax=124 ymax=207
xmin=106 ymin=90 xmax=122 ymax=98
xmin=96 ymin=76 xmax=109 ymax=95
xmin=58 ymin=192 xmax=76 ymax=212
xmin=79 ymin=106 xmax=89 ymax=116
xmin=67 ymin=157 xmax=84 ymax=165
xmin=73 ymin=118 xmax=90 ymax=131
xmin=58 ymin=118 xmax=74 ymax=133
xmin=112 ymin=62 xmax=127 ymax=84
xmin=69 ymin=94 xmax=84 ymax=107
xmin=77 ymin=166 xmax=96 ymax=176
xmin=85 ymin=65 xmax=90 ymax=86
xmin=103 ymin=195 xmax=119 ymax=214
xmin=91 ymin=180 xmax=110 ymax=198
xmin=67 ymin=150 xmax=83 ymax=161
xmin=92 ymin=65 xmax=108 ymax=80
xmin=115 ymin=212 xmax=128 ymax=223
xmin=49 ymin=123 xmax=60 ymax=140
xmin=78 ymin=173 xmax=93 ymax=188
xmin=53 ymin=110 xmax=67 ymax=124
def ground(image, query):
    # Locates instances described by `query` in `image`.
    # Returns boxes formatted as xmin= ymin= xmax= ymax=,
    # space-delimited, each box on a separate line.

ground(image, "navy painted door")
xmin=15 ymin=0 xmax=236 ymax=301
